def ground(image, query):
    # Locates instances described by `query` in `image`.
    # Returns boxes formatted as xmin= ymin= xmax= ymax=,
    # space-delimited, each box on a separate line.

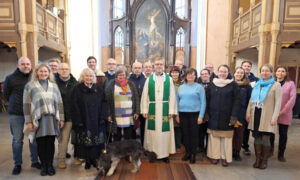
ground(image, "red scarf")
xmin=115 ymin=78 xmax=129 ymax=94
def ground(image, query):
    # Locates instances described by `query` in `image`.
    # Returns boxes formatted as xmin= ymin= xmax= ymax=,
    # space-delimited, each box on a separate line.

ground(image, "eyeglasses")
xmin=60 ymin=68 xmax=70 ymax=71
xmin=108 ymin=63 xmax=116 ymax=65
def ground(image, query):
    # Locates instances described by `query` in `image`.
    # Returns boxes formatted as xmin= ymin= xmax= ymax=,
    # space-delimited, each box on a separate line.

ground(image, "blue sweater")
xmin=177 ymin=83 xmax=206 ymax=118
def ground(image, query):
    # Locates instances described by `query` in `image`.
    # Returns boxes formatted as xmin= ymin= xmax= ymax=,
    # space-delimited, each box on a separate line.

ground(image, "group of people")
xmin=3 ymin=55 xmax=296 ymax=177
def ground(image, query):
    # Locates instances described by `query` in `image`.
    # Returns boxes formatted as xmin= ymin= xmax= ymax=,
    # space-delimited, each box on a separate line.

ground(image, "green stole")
xmin=148 ymin=73 xmax=170 ymax=132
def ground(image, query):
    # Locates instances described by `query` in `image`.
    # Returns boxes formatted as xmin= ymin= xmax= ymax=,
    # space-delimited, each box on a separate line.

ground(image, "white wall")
xmin=68 ymin=0 xmax=103 ymax=79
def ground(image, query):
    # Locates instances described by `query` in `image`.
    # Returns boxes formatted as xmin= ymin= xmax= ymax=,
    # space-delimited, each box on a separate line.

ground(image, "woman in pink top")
xmin=275 ymin=66 xmax=296 ymax=162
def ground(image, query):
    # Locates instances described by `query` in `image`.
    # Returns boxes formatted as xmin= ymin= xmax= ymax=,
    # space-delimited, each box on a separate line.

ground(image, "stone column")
xmin=257 ymin=0 xmax=268 ymax=71
xmin=269 ymin=0 xmax=280 ymax=68
xmin=18 ymin=0 xmax=27 ymax=58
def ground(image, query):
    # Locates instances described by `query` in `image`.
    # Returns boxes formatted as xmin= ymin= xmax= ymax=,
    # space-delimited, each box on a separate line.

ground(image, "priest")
xmin=141 ymin=58 xmax=177 ymax=163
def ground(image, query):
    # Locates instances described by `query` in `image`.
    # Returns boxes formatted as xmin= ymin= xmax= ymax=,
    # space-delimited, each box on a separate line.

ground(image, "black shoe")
xmin=234 ymin=152 xmax=242 ymax=161
xmin=182 ymin=154 xmax=190 ymax=161
xmin=162 ymin=157 xmax=170 ymax=163
xmin=31 ymin=162 xmax=42 ymax=169
xmin=85 ymin=161 xmax=91 ymax=169
xmin=244 ymin=148 xmax=251 ymax=155
xmin=66 ymin=153 xmax=71 ymax=159
xmin=47 ymin=163 xmax=56 ymax=176
xmin=12 ymin=165 xmax=21 ymax=175
xmin=190 ymin=154 xmax=196 ymax=164
xmin=40 ymin=164 xmax=47 ymax=176
xmin=91 ymin=160 xmax=98 ymax=169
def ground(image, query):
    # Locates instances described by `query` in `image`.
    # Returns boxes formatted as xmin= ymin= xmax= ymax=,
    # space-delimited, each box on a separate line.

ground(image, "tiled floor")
xmin=0 ymin=112 xmax=299 ymax=180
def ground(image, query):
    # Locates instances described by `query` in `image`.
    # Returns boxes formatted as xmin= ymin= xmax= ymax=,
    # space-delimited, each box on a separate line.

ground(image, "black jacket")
xmin=71 ymin=83 xmax=108 ymax=130
xmin=206 ymin=81 xmax=240 ymax=130
xmin=55 ymin=74 xmax=78 ymax=122
xmin=3 ymin=68 xmax=32 ymax=115
xmin=104 ymin=71 xmax=115 ymax=81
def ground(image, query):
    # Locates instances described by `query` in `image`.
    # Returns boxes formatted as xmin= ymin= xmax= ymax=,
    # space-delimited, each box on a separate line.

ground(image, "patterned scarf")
xmin=251 ymin=76 xmax=275 ymax=108
xmin=115 ymin=78 xmax=129 ymax=94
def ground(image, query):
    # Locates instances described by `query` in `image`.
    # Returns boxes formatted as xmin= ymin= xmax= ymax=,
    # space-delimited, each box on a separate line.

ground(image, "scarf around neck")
xmin=251 ymin=76 xmax=275 ymax=108
xmin=115 ymin=78 xmax=129 ymax=94
xmin=213 ymin=78 xmax=233 ymax=87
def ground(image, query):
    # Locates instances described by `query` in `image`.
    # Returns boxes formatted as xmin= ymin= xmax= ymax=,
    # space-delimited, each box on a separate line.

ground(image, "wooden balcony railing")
xmin=36 ymin=3 xmax=65 ymax=46
xmin=232 ymin=2 xmax=262 ymax=48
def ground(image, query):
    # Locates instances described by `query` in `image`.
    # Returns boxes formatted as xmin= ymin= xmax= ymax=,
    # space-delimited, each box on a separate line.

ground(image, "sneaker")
xmin=31 ymin=162 xmax=42 ymax=169
xmin=243 ymin=148 xmax=251 ymax=155
xmin=12 ymin=165 xmax=21 ymax=175
xmin=58 ymin=161 xmax=67 ymax=169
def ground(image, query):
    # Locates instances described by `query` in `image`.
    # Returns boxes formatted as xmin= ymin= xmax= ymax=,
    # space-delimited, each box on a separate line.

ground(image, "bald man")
xmin=3 ymin=57 xmax=40 ymax=175
xmin=129 ymin=61 xmax=147 ymax=144
xmin=105 ymin=58 xmax=117 ymax=80
xmin=143 ymin=61 xmax=153 ymax=78
xmin=55 ymin=63 xmax=78 ymax=169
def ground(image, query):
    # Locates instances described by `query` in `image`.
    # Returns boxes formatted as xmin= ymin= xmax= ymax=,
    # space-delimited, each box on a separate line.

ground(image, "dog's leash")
xmin=104 ymin=121 xmax=113 ymax=154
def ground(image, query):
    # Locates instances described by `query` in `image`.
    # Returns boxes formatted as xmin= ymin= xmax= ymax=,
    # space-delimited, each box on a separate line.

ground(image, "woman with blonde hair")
xmin=23 ymin=63 xmax=64 ymax=176
xmin=71 ymin=68 xmax=107 ymax=169
xmin=246 ymin=64 xmax=282 ymax=169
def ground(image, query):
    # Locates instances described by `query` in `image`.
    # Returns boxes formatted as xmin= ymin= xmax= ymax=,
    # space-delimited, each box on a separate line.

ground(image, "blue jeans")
xmin=9 ymin=115 xmax=39 ymax=165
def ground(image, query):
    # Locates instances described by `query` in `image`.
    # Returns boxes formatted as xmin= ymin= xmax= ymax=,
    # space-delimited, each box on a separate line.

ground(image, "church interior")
xmin=0 ymin=0 xmax=300 ymax=179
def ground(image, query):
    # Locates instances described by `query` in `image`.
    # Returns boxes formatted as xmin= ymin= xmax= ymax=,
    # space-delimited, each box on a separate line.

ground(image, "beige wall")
xmin=206 ymin=0 xmax=230 ymax=74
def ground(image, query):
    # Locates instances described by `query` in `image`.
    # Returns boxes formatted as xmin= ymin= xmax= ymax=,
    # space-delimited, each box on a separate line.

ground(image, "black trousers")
xmin=179 ymin=112 xmax=199 ymax=154
xmin=85 ymin=144 xmax=104 ymax=163
xmin=242 ymin=124 xmax=250 ymax=149
xmin=278 ymin=124 xmax=289 ymax=152
xmin=112 ymin=126 xmax=134 ymax=142
xmin=139 ymin=115 xmax=146 ymax=146
xmin=199 ymin=121 xmax=208 ymax=153
xmin=36 ymin=136 xmax=55 ymax=164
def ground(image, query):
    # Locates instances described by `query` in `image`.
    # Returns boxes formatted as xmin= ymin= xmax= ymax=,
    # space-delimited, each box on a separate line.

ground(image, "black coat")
xmin=3 ymin=68 xmax=32 ymax=115
xmin=55 ymin=74 xmax=78 ymax=122
xmin=206 ymin=81 xmax=240 ymax=131
xmin=237 ymin=84 xmax=252 ymax=125
xmin=71 ymin=83 xmax=108 ymax=146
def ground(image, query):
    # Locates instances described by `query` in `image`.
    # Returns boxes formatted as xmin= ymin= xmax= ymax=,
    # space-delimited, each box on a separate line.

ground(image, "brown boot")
xmin=259 ymin=145 xmax=271 ymax=169
xmin=253 ymin=144 xmax=262 ymax=168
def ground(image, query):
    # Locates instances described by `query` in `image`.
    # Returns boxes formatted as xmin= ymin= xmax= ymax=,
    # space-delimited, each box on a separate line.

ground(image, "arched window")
xmin=115 ymin=26 xmax=124 ymax=47
xmin=113 ymin=0 xmax=125 ymax=19
xmin=176 ymin=27 xmax=185 ymax=48
xmin=114 ymin=27 xmax=124 ymax=63
xmin=175 ymin=0 xmax=187 ymax=19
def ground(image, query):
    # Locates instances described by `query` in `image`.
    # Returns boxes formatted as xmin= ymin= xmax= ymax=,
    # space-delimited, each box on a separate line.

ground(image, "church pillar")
xmin=257 ymin=0 xmax=268 ymax=71
xmin=18 ymin=0 xmax=27 ymax=58
xmin=269 ymin=0 xmax=280 ymax=68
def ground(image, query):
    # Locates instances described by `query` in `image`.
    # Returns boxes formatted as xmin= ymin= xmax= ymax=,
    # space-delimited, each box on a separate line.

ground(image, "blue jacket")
xmin=237 ymin=83 xmax=252 ymax=125
xmin=128 ymin=73 xmax=146 ymax=99
xmin=248 ymin=72 xmax=258 ymax=82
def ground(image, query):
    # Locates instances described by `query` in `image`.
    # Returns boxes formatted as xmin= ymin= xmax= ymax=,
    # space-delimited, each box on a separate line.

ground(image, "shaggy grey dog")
xmin=97 ymin=140 xmax=156 ymax=177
